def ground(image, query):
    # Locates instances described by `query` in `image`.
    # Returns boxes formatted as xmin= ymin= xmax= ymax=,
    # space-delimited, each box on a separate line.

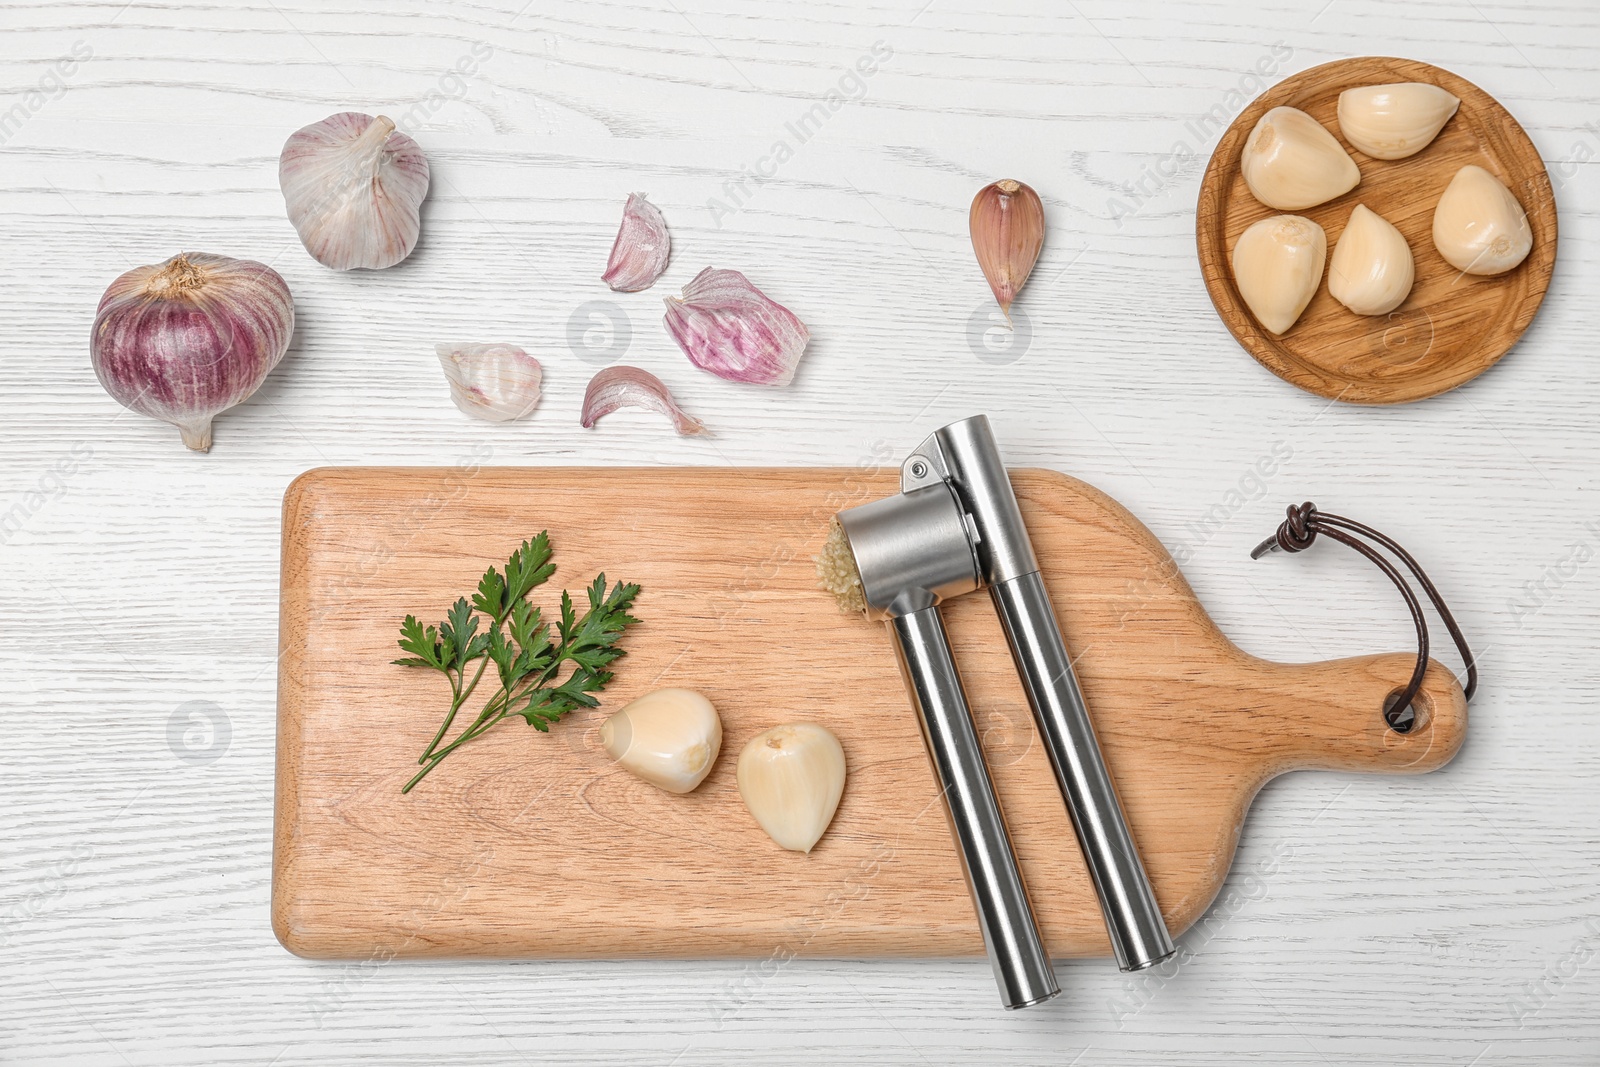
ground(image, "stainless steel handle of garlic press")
xmin=918 ymin=414 xmax=1174 ymax=972
xmin=887 ymin=605 xmax=1060 ymax=1010
xmin=990 ymin=573 xmax=1175 ymax=971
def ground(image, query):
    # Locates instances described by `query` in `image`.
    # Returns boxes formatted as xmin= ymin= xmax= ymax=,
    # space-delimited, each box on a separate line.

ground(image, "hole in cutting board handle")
xmin=1383 ymin=689 xmax=1423 ymax=733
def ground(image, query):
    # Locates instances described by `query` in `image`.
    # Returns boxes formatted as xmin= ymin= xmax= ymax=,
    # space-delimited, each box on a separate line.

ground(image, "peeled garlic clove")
xmin=91 ymin=252 xmax=295 ymax=451
xmin=1431 ymin=164 xmax=1532 ymax=276
xmin=663 ymin=268 xmax=810 ymax=386
xmin=969 ymin=179 xmax=1044 ymax=320
xmin=1232 ymin=215 xmax=1326 ymax=336
xmin=601 ymin=689 xmax=722 ymax=794
xmin=581 ymin=365 xmax=708 ymax=436
xmin=1337 ymin=82 xmax=1459 ymax=160
xmin=435 ymin=343 xmax=543 ymax=422
xmin=1241 ymin=107 xmax=1360 ymax=211
xmin=602 ymin=194 xmax=671 ymax=292
xmin=736 ymin=723 xmax=845 ymax=853
xmin=1329 ymin=204 xmax=1415 ymax=316
xmin=279 ymin=112 xmax=430 ymax=271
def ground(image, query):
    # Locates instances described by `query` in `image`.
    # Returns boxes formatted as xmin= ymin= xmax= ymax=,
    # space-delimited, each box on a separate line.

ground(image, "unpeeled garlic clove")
xmin=602 ymin=194 xmax=671 ymax=292
xmin=279 ymin=112 xmax=430 ymax=271
xmin=1232 ymin=214 xmax=1326 ymax=335
xmin=1328 ymin=204 xmax=1414 ymax=316
xmin=663 ymin=268 xmax=810 ymax=386
xmin=1336 ymin=83 xmax=1459 ymax=160
xmin=580 ymin=365 xmax=708 ymax=436
xmin=436 ymin=343 xmax=543 ymax=422
xmin=1431 ymin=164 xmax=1532 ymax=276
xmin=601 ymin=689 xmax=722 ymax=794
xmin=1241 ymin=107 xmax=1360 ymax=211
xmin=969 ymin=179 xmax=1044 ymax=320
xmin=736 ymin=723 xmax=845 ymax=853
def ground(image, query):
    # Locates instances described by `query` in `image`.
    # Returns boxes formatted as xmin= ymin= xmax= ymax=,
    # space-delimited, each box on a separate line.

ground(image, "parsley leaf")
xmin=510 ymin=575 xmax=638 ymax=730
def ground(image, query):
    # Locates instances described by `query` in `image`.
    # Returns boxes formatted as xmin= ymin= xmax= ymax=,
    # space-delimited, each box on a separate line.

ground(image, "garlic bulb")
xmin=603 ymin=194 xmax=671 ymax=292
xmin=601 ymin=689 xmax=722 ymax=794
xmin=663 ymin=268 xmax=810 ymax=386
xmin=436 ymin=343 xmax=542 ymax=422
xmin=970 ymin=179 xmax=1044 ymax=320
xmin=279 ymin=112 xmax=430 ymax=271
xmin=581 ymin=365 xmax=707 ymax=436
xmin=1336 ymin=83 xmax=1459 ymax=160
xmin=91 ymin=252 xmax=294 ymax=451
xmin=1232 ymin=215 xmax=1326 ymax=336
xmin=1241 ymin=107 xmax=1360 ymax=211
xmin=1328 ymin=205 xmax=1414 ymax=316
xmin=1431 ymin=164 xmax=1532 ymax=276
xmin=736 ymin=723 xmax=846 ymax=853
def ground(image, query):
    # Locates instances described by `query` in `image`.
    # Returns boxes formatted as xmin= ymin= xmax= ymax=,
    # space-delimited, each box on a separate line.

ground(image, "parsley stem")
xmin=419 ymin=655 xmax=493 ymax=764
xmin=401 ymin=657 xmax=574 ymax=793
xmin=419 ymin=690 xmax=467 ymax=766
xmin=403 ymin=706 xmax=512 ymax=792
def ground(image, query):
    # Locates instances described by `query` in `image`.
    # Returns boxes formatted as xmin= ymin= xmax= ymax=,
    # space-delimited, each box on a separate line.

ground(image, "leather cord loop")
xmin=1251 ymin=502 xmax=1478 ymax=732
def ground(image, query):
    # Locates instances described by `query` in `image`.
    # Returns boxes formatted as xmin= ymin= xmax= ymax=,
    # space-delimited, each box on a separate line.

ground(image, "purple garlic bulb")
xmin=90 ymin=252 xmax=295 ymax=451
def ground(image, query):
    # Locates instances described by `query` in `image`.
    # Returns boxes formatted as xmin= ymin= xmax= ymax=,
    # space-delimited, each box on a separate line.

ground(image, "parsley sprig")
xmin=394 ymin=533 xmax=641 ymax=793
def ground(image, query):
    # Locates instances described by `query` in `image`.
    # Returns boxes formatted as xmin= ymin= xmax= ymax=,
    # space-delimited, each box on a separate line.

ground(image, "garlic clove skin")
xmin=1241 ymin=107 xmax=1360 ymax=211
xmin=1431 ymin=164 xmax=1532 ymax=276
xmin=602 ymin=194 xmax=671 ymax=292
xmin=601 ymin=689 xmax=722 ymax=795
xmin=969 ymin=179 xmax=1044 ymax=320
xmin=1328 ymin=204 xmax=1415 ymax=316
xmin=1336 ymin=82 xmax=1459 ymax=160
xmin=279 ymin=112 xmax=430 ymax=271
xmin=435 ymin=343 xmax=543 ymax=422
xmin=91 ymin=252 xmax=295 ymax=451
xmin=1232 ymin=215 xmax=1327 ymax=336
xmin=663 ymin=268 xmax=810 ymax=386
xmin=581 ymin=365 xmax=708 ymax=436
xmin=736 ymin=723 xmax=846 ymax=853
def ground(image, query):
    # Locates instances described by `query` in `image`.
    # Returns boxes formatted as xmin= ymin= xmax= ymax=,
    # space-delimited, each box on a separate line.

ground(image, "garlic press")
xmin=833 ymin=414 xmax=1174 ymax=1008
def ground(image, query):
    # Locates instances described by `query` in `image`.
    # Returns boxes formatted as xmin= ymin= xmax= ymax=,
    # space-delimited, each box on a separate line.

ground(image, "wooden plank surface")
xmin=4 ymin=1 xmax=1599 ymax=1063
xmin=273 ymin=466 xmax=1464 ymax=958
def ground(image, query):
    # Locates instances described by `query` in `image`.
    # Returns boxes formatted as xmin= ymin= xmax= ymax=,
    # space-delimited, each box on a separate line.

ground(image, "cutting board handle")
xmin=1256 ymin=652 xmax=1467 ymax=774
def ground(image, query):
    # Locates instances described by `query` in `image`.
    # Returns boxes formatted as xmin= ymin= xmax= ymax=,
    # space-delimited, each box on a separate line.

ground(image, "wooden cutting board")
xmin=272 ymin=467 xmax=1466 ymax=960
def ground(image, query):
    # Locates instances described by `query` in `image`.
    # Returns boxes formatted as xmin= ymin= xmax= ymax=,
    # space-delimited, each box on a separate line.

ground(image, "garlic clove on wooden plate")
xmin=601 ymin=689 xmax=722 ymax=794
xmin=737 ymin=723 xmax=845 ymax=853
xmin=1232 ymin=214 xmax=1326 ymax=336
xmin=1328 ymin=204 xmax=1414 ymax=316
xmin=1431 ymin=164 xmax=1532 ymax=276
xmin=1336 ymin=82 xmax=1459 ymax=161
xmin=1241 ymin=107 xmax=1360 ymax=211
xmin=279 ymin=112 xmax=430 ymax=271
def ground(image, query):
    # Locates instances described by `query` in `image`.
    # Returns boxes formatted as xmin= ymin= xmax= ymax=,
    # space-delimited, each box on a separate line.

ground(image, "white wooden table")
xmin=3 ymin=1 xmax=1596 ymax=1063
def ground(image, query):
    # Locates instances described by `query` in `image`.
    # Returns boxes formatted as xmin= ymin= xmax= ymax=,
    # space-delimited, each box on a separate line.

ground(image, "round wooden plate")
xmin=1196 ymin=57 xmax=1556 ymax=404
